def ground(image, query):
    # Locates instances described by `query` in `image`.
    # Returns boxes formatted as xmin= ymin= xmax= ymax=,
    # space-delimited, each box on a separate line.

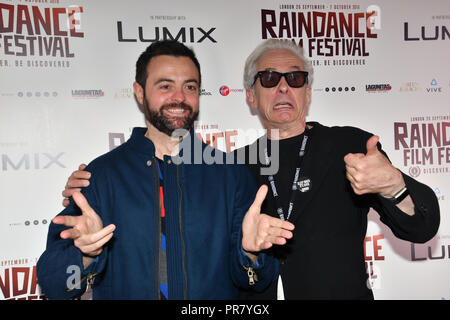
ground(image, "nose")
xmin=171 ymin=86 xmax=186 ymax=103
xmin=277 ymin=75 xmax=289 ymax=93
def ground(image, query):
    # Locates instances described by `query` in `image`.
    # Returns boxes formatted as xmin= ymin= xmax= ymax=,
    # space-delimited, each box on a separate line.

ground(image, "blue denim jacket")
xmin=37 ymin=127 xmax=278 ymax=299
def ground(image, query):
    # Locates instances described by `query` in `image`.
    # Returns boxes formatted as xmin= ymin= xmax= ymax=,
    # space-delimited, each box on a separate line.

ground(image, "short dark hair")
xmin=135 ymin=40 xmax=202 ymax=90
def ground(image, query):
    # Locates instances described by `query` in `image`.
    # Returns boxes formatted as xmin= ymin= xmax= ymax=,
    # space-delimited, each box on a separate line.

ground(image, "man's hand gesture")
xmin=344 ymin=135 xmax=414 ymax=215
xmin=344 ymin=135 xmax=404 ymax=197
xmin=53 ymin=191 xmax=115 ymax=267
xmin=242 ymin=185 xmax=295 ymax=255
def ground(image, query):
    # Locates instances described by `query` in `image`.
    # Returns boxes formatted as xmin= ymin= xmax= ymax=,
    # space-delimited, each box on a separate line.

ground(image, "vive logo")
xmin=426 ymin=78 xmax=442 ymax=93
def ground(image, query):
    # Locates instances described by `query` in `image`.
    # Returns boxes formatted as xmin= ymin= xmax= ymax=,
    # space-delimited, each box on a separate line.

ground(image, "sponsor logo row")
xmin=2 ymin=79 xmax=448 ymax=99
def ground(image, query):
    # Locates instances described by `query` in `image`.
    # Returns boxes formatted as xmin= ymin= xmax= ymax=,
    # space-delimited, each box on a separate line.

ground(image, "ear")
xmin=246 ymin=88 xmax=257 ymax=110
xmin=133 ymin=82 xmax=144 ymax=105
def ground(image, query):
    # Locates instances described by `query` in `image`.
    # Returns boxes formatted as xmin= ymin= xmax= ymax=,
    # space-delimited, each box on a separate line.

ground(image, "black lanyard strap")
xmin=264 ymin=133 xmax=309 ymax=221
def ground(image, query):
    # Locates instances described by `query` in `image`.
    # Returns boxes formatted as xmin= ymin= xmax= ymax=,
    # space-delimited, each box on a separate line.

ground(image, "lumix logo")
xmin=411 ymin=242 xmax=450 ymax=261
xmin=1 ymin=153 xmax=65 ymax=171
xmin=404 ymin=22 xmax=450 ymax=41
xmin=117 ymin=22 xmax=217 ymax=43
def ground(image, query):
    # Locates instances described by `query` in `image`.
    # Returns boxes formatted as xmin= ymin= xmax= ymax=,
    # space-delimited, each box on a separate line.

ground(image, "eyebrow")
xmin=155 ymin=78 xmax=199 ymax=85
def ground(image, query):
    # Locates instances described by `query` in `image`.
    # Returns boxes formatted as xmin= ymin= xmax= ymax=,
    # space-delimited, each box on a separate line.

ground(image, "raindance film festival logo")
xmin=364 ymin=234 xmax=385 ymax=290
xmin=394 ymin=117 xmax=450 ymax=177
xmin=0 ymin=258 xmax=45 ymax=300
xmin=0 ymin=3 xmax=85 ymax=68
xmin=195 ymin=123 xmax=238 ymax=153
xmin=260 ymin=4 xmax=381 ymax=67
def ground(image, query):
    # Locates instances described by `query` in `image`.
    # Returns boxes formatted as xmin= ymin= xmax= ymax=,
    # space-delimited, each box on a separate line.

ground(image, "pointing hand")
xmin=54 ymin=191 xmax=115 ymax=260
xmin=242 ymin=185 xmax=295 ymax=253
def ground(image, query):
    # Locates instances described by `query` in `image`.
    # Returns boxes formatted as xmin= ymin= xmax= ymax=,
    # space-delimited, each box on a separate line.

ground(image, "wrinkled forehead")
xmin=256 ymin=49 xmax=305 ymax=72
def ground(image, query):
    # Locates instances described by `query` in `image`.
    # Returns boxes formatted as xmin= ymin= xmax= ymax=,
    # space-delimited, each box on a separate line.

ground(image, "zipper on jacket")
xmin=66 ymin=273 xmax=97 ymax=293
xmin=177 ymin=164 xmax=188 ymax=299
xmin=153 ymin=156 xmax=162 ymax=300
xmin=243 ymin=266 xmax=258 ymax=286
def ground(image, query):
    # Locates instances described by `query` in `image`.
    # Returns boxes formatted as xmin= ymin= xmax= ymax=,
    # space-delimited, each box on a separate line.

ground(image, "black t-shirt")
xmin=244 ymin=132 xmax=306 ymax=220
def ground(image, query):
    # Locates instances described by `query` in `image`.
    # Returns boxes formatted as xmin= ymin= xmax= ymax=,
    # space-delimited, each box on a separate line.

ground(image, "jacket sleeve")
xmin=372 ymin=172 xmax=440 ymax=243
xmin=36 ymin=165 xmax=109 ymax=300
xmin=229 ymin=164 xmax=279 ymax=292
xmin=343 ymin=127 xmax=440 ymax=244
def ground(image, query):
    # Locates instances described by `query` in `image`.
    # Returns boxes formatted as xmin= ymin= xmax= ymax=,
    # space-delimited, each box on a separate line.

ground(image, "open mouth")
xmin=161 ymin=103 xmax=193 ymax=117
xmin=273 ymin=102 xmax=294 ymax=110
xmin=164 ymin=108 xmax=188 ymax=115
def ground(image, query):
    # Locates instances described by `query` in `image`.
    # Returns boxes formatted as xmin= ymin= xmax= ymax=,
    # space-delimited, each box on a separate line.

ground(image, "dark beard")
xmin=143 ymin=100 xmax=199 ymax=136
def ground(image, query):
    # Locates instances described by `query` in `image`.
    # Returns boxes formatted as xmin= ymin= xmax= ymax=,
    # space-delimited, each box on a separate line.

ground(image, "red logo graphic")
xmin=219 ymin=85 xmax=230 ymax=96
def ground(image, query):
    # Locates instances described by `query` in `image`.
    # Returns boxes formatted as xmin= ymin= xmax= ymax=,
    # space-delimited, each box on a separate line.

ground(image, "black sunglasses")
xmin=253 ymin=70 xmax=309 ymax=88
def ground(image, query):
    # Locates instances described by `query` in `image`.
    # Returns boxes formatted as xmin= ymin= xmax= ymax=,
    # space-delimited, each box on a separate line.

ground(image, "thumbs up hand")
xmin=242 ymin=185 xmax=295 ymax=254
xmin=344 ymin=135 xmax=404 ymax=197
xmin=53 ymin=191 xmax=116 ymax=267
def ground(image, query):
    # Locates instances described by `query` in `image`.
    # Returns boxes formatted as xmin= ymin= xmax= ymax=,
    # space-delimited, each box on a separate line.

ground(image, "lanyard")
xmin=264 ymin=132 xmax=309 ymax=221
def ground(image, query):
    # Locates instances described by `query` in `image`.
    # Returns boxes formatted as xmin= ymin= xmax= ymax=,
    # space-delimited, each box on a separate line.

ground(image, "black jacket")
xmin=239 ymin=122 xmax=440 ymax=299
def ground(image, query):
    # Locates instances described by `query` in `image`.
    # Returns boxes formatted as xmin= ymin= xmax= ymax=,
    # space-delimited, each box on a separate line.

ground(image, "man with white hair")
xmin=239 ymin=38 xmax=439 ymax=299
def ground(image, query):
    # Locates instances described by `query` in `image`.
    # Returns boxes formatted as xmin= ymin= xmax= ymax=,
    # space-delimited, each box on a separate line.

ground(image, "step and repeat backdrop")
xmin=0 ymin=0 xmax=449 ymax=300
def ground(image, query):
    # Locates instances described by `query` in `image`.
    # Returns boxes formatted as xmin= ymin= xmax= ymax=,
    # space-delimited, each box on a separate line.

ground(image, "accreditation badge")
xmin=296 ymin=176 xmax=312 ymax=192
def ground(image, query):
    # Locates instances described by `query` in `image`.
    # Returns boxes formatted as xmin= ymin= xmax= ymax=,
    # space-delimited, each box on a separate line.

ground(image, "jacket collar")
xmin=126 ymin=127 xmax=157 ymax=156
xmin=126 ymin=127 xmax=208 ymax=163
